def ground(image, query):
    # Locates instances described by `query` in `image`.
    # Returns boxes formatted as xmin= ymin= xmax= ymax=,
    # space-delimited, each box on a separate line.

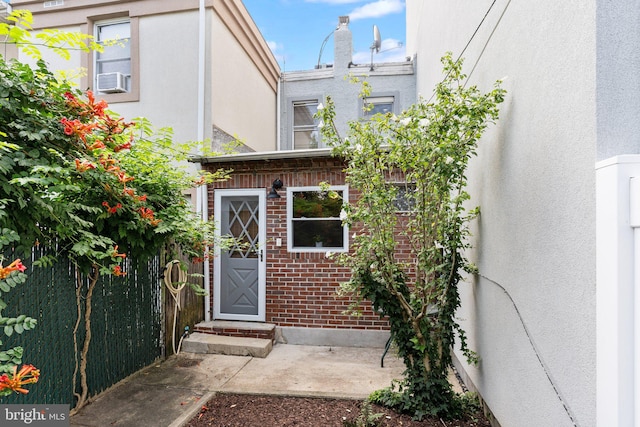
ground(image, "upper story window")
xmin=95 ymin=19 xmax=131 ymax=94
xmin=287 ymin=186 xmax=349 ymax=252
xmin=292 ymin=100 xmax=320 ymax=149
xmin=363 ymin=96 xmax=395 ymax=118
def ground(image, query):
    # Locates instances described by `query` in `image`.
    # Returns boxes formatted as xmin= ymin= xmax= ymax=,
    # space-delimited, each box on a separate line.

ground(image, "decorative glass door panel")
xmin=214 ymin=190 xmax=266 ymax=321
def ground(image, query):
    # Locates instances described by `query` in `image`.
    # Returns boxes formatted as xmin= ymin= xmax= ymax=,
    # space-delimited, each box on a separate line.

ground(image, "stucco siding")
xmin=211 ymin=11 xmax=277 ymax=152
xmin=9 ymin=0 xmax=278 ymax=153
xmin=407 ymin=1 xmax=596 ymax=426
xmin=595 ymin=0 xmax=640 ymax=160
xmin=16 ymin=25 xmax=84 ymax=84
xmin=281 ymin=71 xmax=415 ymax=150
xmin=280 ymin=20 xmax=416 ymax=151
xmin=114 ymin=12 xmax=201 ymax=144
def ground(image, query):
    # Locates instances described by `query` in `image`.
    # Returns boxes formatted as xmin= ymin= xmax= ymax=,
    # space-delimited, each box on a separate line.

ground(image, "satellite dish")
xmin=373 ymin=25 xmax=381 ymax=53
xmin=370 ymin=25 xmax=381 ymax=71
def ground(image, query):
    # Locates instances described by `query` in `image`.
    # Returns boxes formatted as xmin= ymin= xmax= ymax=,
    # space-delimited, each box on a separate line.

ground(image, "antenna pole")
xmin=316 ymin=30 xmax=334 ymax=69
xmin=370 ymin=46 xmax=374 ymax=71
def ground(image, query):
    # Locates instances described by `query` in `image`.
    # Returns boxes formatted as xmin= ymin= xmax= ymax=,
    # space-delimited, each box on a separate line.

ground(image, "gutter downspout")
xmin=276 ymin=78 xmax=281 ymax=150
xmin=197 ymin=0 xmax=205 ymax=142
xmin=197 ymin=0 xmax=211 ymax=321
xmin=630 ymin=177 xmax=640 ymax=427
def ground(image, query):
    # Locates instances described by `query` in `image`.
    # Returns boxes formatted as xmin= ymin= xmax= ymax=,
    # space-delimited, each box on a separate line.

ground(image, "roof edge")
xmin=193 ymin=148 xmax=335 ymax=164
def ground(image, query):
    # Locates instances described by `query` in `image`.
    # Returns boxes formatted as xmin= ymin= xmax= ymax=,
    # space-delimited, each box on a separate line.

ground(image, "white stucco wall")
xmin=17 ymin=25 xmax=84 ymax=86
xmin=595 ymin=1 xmax=640 ymax=161
xmin=19 ymin=13 xmax=205 ymax=150
xmin=114 ymin=12 xmax=202 ymax=145
xmin=211 ymin=11 xmax=277 ymax=152
xmin=407 ymin=1 xmax=596 ymax=426
xmin=16 ymin=3 xmax=278 ymax=154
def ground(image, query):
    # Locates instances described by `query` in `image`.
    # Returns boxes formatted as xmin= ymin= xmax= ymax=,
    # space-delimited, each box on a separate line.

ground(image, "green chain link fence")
xmin=2 ymin=246 xmax=163 ymax=405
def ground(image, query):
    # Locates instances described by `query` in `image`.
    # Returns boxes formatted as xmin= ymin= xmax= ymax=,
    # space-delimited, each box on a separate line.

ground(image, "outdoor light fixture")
xmin=267 ymin=178 xmax=283 ymax=199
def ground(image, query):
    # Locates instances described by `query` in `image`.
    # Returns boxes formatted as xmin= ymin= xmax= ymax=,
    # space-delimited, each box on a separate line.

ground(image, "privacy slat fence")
xmin=0 ymin=244 xmax=204 ymax=405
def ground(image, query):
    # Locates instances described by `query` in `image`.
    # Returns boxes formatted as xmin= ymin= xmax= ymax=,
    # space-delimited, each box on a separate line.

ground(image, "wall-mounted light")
xmin=267 ymin=178 xmax=283 ymax=199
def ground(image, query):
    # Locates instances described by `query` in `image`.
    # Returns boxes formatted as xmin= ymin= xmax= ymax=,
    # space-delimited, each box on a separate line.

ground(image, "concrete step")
xmin=193 ymin=320 xmax=276 ymax=342
xmin=181 ymin=332 xmax=273 ymax=358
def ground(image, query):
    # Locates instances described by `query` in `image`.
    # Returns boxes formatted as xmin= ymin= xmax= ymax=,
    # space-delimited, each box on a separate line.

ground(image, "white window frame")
xmin=94 ymin=18 xmax=132 ymax=94
xmin=292 ymin=100 xmax=321 ymax=150
xmin=287 ymin=185 xmax=349 ymax=253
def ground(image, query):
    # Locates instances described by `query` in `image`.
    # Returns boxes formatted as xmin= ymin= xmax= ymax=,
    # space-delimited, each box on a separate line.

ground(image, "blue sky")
xmin=242 ymin=0 xmax=407 ymax=72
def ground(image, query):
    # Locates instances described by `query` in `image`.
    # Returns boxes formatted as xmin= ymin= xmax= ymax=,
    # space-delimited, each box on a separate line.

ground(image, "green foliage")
xmin=0 ymin=10 xmax=103 ymax=60
xmin=0 ymin=12 xmax=230 ymax=403
xmin=318 ymin=53 xmax=505 ymax=419
xmin=0 ymin=54 xmax=227 ymax=270
xmin=456 ymin=392 xmax=483 ymax=420
xmin=0 ymin=257 xmax=37 ymax=386
xmin=342 ymin=401 xmax=383 ymax=427
xmin=0 ymin=313 xmax=37 ymax=338
xmin=115 ymin=117 xmax=229 ymax=261
xmin=0 ymin=347 xmax=24 ymax=374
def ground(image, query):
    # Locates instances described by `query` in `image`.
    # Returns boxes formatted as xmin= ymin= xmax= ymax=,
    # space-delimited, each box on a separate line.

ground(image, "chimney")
xmin=334 ymin=16 xmax=352 ymax=74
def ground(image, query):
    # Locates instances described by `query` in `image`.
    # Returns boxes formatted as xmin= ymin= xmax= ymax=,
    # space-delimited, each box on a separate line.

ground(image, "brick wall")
xmin=204 ymin=155 xmax=390 ymax=331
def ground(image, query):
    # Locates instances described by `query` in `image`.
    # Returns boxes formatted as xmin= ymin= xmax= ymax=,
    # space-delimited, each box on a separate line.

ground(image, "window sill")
xmin=96 ymin=90 xmax=139 ymax=104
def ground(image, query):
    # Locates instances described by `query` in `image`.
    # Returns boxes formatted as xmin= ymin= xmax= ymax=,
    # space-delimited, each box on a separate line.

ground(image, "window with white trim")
xmin=287 ymin=186 xmax=348 ymax=252
xmin=95 ymin=19 xmax=131 ymax=94
xmin=363 ymin=96 xmax=395 ymax=117
xmin=292 ymin=100 xmax=320 ymax=149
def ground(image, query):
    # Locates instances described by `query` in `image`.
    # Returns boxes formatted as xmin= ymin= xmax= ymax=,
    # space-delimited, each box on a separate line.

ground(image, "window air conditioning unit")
xmin=96 ymin=72 xmax=127 ymax=93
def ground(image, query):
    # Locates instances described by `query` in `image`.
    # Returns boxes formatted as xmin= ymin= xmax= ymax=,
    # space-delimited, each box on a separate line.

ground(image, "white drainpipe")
xmin=197 ymin=0 xmax=205 ymax=142
xmin=197 ymin=0 xmax=211 ymax=321
xmin=630 ymin=176 xmax=640 ymax=427
xmin=276 ymin=78 xmax=281 ymax=150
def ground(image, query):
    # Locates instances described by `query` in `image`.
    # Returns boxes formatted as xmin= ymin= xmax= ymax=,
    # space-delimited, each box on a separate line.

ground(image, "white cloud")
xmin=305 ymin=0 xmax=365 ymax=4
xmin=352 ymin=38 xmax=406 ymax=64
xmin=379 ymin=38 xmax=401 ymax=51
xmin=267 ymin=40 xmax=280 ymax=51
xmin=348 ymin=0 xmax=405 ymax=21
xmin=266 ymin=40 xmax=286 ymax=66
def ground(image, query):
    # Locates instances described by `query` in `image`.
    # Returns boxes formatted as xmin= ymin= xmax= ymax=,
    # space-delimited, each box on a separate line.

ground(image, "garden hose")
xmin=163 ymin=260 xmax=187 ymax=354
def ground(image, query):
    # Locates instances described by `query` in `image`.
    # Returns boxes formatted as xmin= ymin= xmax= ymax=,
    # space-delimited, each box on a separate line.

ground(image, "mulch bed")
xmin=185 ymin=393 xmax=491 ymax=427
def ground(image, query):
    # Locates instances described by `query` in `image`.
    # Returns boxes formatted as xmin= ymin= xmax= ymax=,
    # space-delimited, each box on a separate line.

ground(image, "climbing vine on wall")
xmin=317 ymin=53 xmax=505 ymax=419
xmin=0 ymin=9 xmax=229 ymax=410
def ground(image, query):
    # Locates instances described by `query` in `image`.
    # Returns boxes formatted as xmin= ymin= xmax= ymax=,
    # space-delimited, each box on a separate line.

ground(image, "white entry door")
xmin=213 ymin=189 xmax=266 ymax=321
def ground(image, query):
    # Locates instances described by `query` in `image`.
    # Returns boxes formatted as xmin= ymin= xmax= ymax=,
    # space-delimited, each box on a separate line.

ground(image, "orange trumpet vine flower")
xmin=111 ymin=246 xmax=126 ymax=259
xmin=112 ymin=265 xmax=126 ymax=277
xmin=102 ymin=201 xmax=123 ymax=214
xmin=0 ymin=364 xmax=40 ymax=394
xmin=0 ymin=259 xmax=27 ymax=279
xmin=74 ymin=158 xmax=96 ymax=172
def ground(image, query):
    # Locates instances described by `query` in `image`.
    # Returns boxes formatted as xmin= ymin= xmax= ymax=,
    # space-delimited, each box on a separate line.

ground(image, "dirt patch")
xmin=176 ymin=358 xmax=204 ymax=368
xmin=185 ymin=393 xmax=491 ymax=427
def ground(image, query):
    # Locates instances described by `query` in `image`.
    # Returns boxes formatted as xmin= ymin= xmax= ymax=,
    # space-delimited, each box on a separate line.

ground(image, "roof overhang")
xmin=193 ymin=148 xmax=335 ymax=164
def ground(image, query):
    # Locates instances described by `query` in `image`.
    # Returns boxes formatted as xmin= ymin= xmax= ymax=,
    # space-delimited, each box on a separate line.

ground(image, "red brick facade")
xmin=204 ymin=154 xmax=389 ymax=331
